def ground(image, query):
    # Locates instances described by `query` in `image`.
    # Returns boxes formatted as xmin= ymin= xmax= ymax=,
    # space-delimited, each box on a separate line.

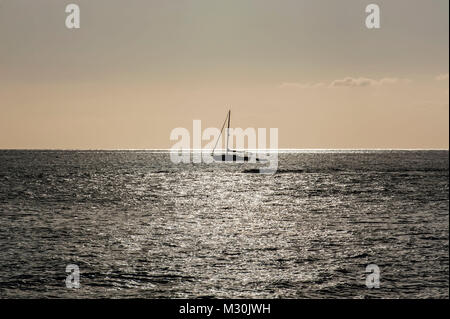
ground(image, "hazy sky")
xmin=0 ymin=0 xmax=448 ymax=149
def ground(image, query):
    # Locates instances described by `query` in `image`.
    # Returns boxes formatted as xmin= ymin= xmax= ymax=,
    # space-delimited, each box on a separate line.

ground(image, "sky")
xmin=0 ymin=0 xmax=448 ymax=149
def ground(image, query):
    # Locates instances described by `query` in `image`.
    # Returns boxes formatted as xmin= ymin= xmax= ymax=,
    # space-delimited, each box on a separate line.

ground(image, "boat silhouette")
xmin=211 ymin=110 xmax=266 ymax=163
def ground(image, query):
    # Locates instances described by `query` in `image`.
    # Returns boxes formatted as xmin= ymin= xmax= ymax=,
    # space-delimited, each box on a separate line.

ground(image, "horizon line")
xmin=0 ymin=148 xmax=448 ymax=151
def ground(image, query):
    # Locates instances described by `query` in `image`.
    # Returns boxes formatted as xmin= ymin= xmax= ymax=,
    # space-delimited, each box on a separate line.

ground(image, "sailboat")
xmin=211 ymin=110 xmax=265 ymax=162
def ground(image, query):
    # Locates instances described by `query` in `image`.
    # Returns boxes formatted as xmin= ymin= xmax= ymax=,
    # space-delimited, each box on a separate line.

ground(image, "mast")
xmin=226 ymin=110 xmax=230 ymax=152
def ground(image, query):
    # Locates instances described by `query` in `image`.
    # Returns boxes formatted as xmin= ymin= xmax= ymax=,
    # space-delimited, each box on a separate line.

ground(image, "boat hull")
xmin=212 ymin=154 xmax=267 ymax=163
xmin=213 ymin=154 xmax=250 ymax=162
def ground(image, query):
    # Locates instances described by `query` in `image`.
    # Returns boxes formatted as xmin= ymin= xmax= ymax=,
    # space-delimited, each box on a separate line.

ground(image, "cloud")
xmin=436 ymin=73 xmax=449 ymax=81
xmin=329 ymin=77 xmax=409 ymax=88
xmin=280 ymin=77 xmax=411 ymax=89
xmin=330 ymin=77 xmax=375 ymax=87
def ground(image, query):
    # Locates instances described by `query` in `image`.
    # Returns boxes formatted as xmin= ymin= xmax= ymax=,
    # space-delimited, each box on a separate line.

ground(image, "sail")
xmin=212 ymin=110 xmax=230 ymax=155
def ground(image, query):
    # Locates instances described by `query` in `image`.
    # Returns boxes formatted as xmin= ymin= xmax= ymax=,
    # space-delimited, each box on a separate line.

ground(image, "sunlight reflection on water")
xmin=0 ymin=150 xmax=448 ymax=298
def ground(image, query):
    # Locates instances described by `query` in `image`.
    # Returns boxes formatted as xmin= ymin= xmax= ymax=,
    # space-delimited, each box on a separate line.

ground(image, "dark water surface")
xmin=0 ymin=150 xmax=448 ymax=298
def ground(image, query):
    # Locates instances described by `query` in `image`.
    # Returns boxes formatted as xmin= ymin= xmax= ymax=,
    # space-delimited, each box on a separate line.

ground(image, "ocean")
xmin=0 ymin=150 xmax=448 ymax=298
